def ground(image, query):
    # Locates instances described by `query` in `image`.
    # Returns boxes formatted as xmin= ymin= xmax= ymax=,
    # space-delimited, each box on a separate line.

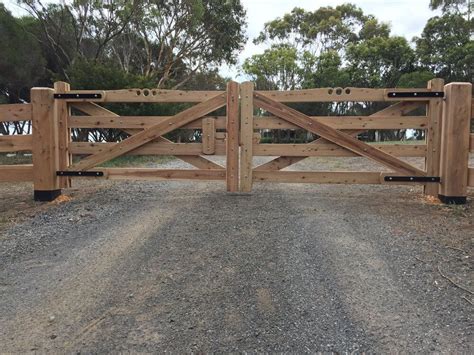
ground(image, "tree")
xmin=415 ymin=13 xmax=473 ymax=82
xmin=18 ymin=0 xmax=247 ymax=88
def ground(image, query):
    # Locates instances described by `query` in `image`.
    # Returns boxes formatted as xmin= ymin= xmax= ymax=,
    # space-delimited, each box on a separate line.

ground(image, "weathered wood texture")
xmin=54 ymin=82 xmax=72 ymax=188
xmin=57 ymin=89 xmax=224 ymax=103
xmin=239 ymin=82 xmax=254 ymax=192
xmin=0 ymin=135 xmax=33 ymax=152
xmin=0 ymin=103 xmax=32 ymax=122
xmin=469 ymin=168 xmax=474 ymax=187
xmin=253 ymin=116 xmax=427 ymax=130
xmin=439 ymin=83 xmax=472 ymax=199
xmin=71 ymin=102 xmax=224 ymax=170
xmin=253 ymin=171 xmax=382 ymax=184
xmin=102 ymin=168 xmax=226 ymax=181
xmin=424 ymin=79 xmax=444 ymax=196
xmin=69 ymin=93 xmax=226 ymax=170
xmin=226 ymin=81 xmax=239 ymax=192
xmin=31 ymin=88 xmax=60 ymax=191
xmin=254 ymin=102 xmax=425 ymax=172
xmin=257 ymin=88 xmax=438 ymax=103
xmin=0 ymin=165 xmax=34 ymax=182
xmin=202 ymin=117 xmax=216 ymax=154
xmin=254 ymin=93 xmax=425 ymax=176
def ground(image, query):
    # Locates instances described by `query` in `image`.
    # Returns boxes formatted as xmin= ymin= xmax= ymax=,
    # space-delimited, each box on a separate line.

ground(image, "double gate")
xmin=0 ymin=80 xmax=472 ymax=203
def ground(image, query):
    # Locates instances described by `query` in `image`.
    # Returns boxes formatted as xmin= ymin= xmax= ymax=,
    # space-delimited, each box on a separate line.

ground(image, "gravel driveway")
xmin=0 ymin=156 xmax=472 ymax=352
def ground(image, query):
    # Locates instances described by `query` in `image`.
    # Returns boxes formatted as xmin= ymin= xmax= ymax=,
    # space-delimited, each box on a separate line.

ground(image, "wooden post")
xmin=424 ymin=78 xmax=444 ymax=197
xmin=54 ymin=81 xmax=72 ymax=188
xmin=226 ymin=81 xmax=239 ymax=192
xmin=438 ymin=82 xmax=472 ymax=204
xmin=31 ymin=87 xmax=61 ymax=201
xmin=239 ymin=82 xmax=254 ymax=192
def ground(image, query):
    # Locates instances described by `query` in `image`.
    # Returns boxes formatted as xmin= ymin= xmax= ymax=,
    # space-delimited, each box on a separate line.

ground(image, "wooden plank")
xmin=54 ymin=82 xmax=72 ymax=188
xmin=253 ymin=116 xmax=427 ymax=130
xmin=70 ymin=142 xmax=227 ymax=156
xmin=71 ymin=102 xmax=224 ymax=170
xmin=254 ymin=93 xmax=426 ymax=176
xmin=102 ymin=168 xmax=226 ymax=181
xmin=226 ymin=81 xmax=239 ymax=192
xmin=424 ymin=79 xmax=444 ymax=196
xmin=68 ymin=115 xmax=227 ymax=130
xmin=69 ymin=93 xmax=226 ymax=171
xmin=469 ymin=168 xmax=474 ymax=187
xmin=253 ymin=171 xmax=382 ymax=184
xmin=256 ymin=88 xmax=435 ymax=103
xmin=0 ymin=164 xmax=34 ymax=182
xmin=59 ymin=89 xmax=225 ymax=103
xmin=31 ymin=88 xmax=60 ymax=192
xmin=240 ymin=82 xmax=254 ymax=192
xmin=202 ymin=117 xmax=215 ymax=154
xmin=254 ymin=102 xmax=424 ymax=172
xmin=253 ymin=143 xmax=426 ymax=157
xmin=0 ymin=103 xmax=32 ymax=122
xmin=0 ymin=135 xmax=33 ymax=152
xmin=439 ymin=83 xmax=472 ymax=200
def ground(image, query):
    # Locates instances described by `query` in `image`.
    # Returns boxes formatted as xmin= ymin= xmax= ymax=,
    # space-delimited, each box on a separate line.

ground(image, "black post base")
xmin=438 ymin=195 xmax=467 ymax=205
xmin=34 ymin=189 xmax=61 ymax=202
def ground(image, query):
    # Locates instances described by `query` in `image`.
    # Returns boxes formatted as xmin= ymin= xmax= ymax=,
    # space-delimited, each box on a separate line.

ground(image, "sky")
xmin=3 ymin=0 xmax=440 ymax=79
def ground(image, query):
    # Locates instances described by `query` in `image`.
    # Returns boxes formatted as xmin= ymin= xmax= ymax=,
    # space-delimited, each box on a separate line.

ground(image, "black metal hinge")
xmin=54 ymin=93 xmax=102 ymax=99
xmin=384 ymin=176 xmax=440 ymax=182
xmin=387 ymin=92 xmax=444 ymax=98
xmin=57 ymin=171 xmax=104 ymax=177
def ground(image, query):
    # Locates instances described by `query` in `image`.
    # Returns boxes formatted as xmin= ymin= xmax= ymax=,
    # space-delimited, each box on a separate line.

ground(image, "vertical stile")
xmin=439 ymin=82 xmax=472 ymax=204
xmin=202 ymin=117 xmax=216 ymax=154
xmin=31 ymin=88 xmax=61 ymax=201
xmin=239 ymin=82 xmax=254 ymax=192
xmin=54 ymin=81 xmax=72 ymax=188
xmin=226 ymin=81 xmax=240 ymax=192
xmin=424 ymin=78 xmax=444 ymax=196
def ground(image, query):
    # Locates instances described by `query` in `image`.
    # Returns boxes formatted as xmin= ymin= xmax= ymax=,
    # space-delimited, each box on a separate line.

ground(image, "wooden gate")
xmin=0 ymin=80 xmax=472 ymax=204
xmin=239 ymin=81 xmax=473 ymax=204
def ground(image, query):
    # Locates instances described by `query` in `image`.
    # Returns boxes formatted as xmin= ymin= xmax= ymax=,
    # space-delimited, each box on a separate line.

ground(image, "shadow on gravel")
xmin=0 ymin=181 xmax=472 ymax=353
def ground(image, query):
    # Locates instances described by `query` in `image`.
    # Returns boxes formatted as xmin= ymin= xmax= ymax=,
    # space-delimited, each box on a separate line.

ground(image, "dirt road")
xmin=0 ymin=158 xmax=472 ymax=352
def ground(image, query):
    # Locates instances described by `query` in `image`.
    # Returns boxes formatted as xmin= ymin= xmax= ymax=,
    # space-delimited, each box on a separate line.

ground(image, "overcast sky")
xmin=3 ymin=0 xmax=440 ymax=79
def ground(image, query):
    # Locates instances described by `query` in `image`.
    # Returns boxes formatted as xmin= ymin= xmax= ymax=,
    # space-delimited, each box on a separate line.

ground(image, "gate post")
xmin=438 ymin=82 xmax=472 ymax=204
xmin=239 ymin=82 xmax=254 ymax=192
xmin=226 ymin=81 xmax=239 ymax=192
xmin=424 ymin=78 xmax=444 ymax=197
xmin=31 ymin=87 xmax=61 ymax=201
xmin=54 ymin=81 xmax=72 ymax=188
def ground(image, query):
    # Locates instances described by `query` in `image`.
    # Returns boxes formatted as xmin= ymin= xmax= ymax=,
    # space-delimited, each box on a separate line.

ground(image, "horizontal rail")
xmin=101 ymin=168 xmax=226 ymax=181
xmin=253 ymin=171 xmax=441 ymax=185
xmin=69 ymin=115 xmax=227 ymax=130
xmin=0 ymin=104 xmax=32 ymax=122
xmin=69 ymin=115 xmax=428 ymax=131
xmin=0 ymin=164 xmax=34 ymax=182
xmin=70 ymin=141 xmax=227 ymax=156
xmin=0 ymin=135 xmax=33 ymax=152
xmin=253 ymin=143 xmax=426 ymax=157
xmin=253 ymin=171 xmax=382 ymax=184
xmin=56 ymin=89 xmax=225 ymax=103
xmin=254 ymin=116 xmax=427 ymax=130
xmin=256 ymin=88 xmax=439 ymax=103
